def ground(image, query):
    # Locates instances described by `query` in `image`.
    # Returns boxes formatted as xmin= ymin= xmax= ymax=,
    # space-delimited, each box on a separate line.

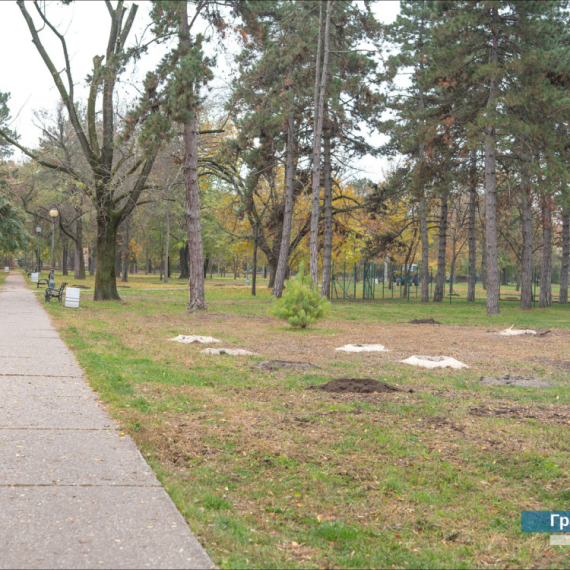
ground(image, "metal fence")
xmin=330 ymin=262 xmax=563 ymax=306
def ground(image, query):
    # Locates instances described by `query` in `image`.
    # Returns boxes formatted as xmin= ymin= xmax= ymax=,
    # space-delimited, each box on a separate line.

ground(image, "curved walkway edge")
xmin=0 ymin=273 xmax=214 ymax=570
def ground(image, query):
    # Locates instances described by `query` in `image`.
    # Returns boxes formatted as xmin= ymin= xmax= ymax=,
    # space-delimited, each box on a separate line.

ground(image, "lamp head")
xmin=49 ymin=208 xmax=59 ymax=219
xmin=36 ymin=226 xmax=41 ymax=234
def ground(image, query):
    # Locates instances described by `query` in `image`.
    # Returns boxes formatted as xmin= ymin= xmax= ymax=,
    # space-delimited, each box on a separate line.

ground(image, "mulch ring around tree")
xmin=308 ymin=378 xmax=413 ymax=394
xmin=408 ymin=318 xmax=442 ymax=325
xmin=255 ymin=360 xmax=319 ymax=371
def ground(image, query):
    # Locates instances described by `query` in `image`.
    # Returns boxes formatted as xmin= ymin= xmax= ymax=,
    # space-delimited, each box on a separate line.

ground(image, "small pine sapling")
xmin=271 ymin=263 xmax=330 ymax=328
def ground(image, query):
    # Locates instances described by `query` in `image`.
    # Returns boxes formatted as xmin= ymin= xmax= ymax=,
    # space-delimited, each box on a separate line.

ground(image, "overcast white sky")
xmin=1 ymin=0 xmax=400 ymax=176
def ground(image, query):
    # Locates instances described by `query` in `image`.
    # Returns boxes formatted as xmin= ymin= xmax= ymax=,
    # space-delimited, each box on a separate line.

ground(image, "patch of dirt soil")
xmin=469 ymin=405 xmax=570 ymax=423
xmin=309 ymin=378 xmax=409 ymax=394
xmin=533 ymin=357 xmax=570 ymax=371
xmin=480 ymin=374 xmax=553 ymax=387
xmin=255 ymin=360 xmax=318 ymax=371
xmin=409 ymin=318 xmax=442 ymax=325
xmin=70 ymin=284 xmax=91 ymax=289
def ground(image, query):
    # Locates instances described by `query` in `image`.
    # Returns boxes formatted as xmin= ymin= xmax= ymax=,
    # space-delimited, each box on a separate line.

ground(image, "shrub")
xmin=271 ymin=263 xmax=330 ymax=328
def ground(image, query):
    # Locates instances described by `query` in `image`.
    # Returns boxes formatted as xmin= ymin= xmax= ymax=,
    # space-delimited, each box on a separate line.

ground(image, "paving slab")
xmin=0 ymin=487 xmax=214 ymax=569
xmin=0 ymin=356 xmax=83 ymax=377
xmin=0 ymin=429 xmax=160 ymax=486
xmin=0 ymin=376 xmax=95 ymax=398
xmin=0 ymin=338 xmax=68 ymax=352
xmin=0 ymin=273 xmax=214 ymax=569
xmin=0 ymin=395 xmax=116 ymax=429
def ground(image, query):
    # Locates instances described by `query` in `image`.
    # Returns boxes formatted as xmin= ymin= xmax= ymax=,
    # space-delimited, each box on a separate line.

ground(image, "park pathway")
xmin=0 ymin=273 xmax=214 ymax=569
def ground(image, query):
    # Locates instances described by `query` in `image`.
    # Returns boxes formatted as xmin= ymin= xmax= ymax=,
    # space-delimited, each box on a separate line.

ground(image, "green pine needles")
xmin=271 ymin=263 xmax=331 ymax=328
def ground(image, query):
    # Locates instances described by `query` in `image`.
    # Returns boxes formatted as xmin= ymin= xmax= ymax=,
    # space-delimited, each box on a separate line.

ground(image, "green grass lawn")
xmin=23 ymin=270 xmax=570 ymax=568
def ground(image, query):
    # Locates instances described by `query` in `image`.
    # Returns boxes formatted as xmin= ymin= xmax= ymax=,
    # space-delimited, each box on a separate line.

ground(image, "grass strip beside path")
xmin=36 ymin=271 xmax=570 ymax=568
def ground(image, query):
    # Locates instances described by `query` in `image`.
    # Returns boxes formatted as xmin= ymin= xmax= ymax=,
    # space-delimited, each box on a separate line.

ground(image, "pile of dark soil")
xmin=480 ymin=374 xmax=552 ymax=388
xmin=309 ymin=378 xmax=411 ymax=394
xmin=409 ymin=318 xmax=442 ymax=325
xmin=256 ymin=360 xmax=318 ymax=371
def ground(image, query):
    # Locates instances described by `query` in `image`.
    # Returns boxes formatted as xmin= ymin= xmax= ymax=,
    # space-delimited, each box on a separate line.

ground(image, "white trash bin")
xmin=31 ymin=272 xmax=39 ymax=283
xmin=4 ymin=267 xmax=8 ymax=272
xmin=65 ymin=287 xmax=80 ymax=308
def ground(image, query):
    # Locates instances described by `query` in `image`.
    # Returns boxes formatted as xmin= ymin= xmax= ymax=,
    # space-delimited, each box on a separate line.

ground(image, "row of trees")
xmin=1 ymin=1 xmax=569 ymax=315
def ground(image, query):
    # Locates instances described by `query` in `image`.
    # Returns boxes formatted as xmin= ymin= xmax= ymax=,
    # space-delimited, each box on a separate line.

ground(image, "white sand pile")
xmin=499 ymin=325 xmax=536 ymax=336
xmin=169 ymin=335 xmax=221 ymax=344
xmin=401 ymin=356 xmax=469 ymax=369
xmin=336 ymin=344 xmax=388 ymax=353
xmin=201 ymin=348 xmax=255 ymax=356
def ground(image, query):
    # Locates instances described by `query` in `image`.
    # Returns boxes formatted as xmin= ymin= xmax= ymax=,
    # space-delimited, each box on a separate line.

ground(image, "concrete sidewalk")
xmin=0 ymin=273 xmax=214 ymax=569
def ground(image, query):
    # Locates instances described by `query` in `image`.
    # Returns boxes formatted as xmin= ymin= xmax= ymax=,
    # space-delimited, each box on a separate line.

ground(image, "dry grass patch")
xmin=43 ymin=282 xmax=570 ymax=569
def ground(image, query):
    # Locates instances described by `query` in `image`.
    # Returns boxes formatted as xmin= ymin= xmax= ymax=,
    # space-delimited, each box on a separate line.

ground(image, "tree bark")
xmin=62 ymin=241 xmax=68 ymax=276
xmin=433 ymin=194 xmax=448 ymax=302
xmin=321 ymin=119 xmax=333 ymax=299
xmin=560 ymin=207 xmax=569 ymax=304
xmin=164 ymin=207 xmax=170 ymax=284
xmin=252 ymin=229 xmax=258 ymax=296
xmin=179 ymin=243 xmax=189 ymax=279
xmin=121 ymin=217 xmax=129 ymax=283
xmin=483 ymin=6 xmax=500 ymax=316
xmin=520 ymin=153 xmax=533 ymax=310
xmin=179 ymin=4 xmax=206 ymax=310
xmin=94 ymin=215 xmax=120 ymax=301
xmin=267 ymin=256 xmax=278 ymax=289
xmin=272 ymin=106 xmax=296 ymax=298
xmin=539 ymin=195 xmax=553 ymax=308
xmin=309 ymin=1 xmax=332 ymax=285
xmin=73 ymin=217 xmax=85 ymax=279
xmin=467 ymin=150 xmax=477 ymax=302
xmin=417 ymin=19 xmax=430 ymax=304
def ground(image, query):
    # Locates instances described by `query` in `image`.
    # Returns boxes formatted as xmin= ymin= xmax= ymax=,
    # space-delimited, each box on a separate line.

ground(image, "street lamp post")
xmin=35 ymin=226 xmax=41 ymax=273
xmin=48 ymin=208 xmax=58 ymax=288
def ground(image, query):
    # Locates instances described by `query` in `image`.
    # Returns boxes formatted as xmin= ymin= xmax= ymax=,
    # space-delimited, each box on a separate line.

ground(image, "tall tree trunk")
xmin=179 ymin=243 xmax=189 ymax=279
xmin=267 ymin=256 xmax=278 ymax=289
xmin=252 ymin=228 xmax=258 ymax=296
xmin=484 ymin=7 xmax=500 ymax=316
xmin=180 ymin=6 xmax=206 ymax=311
xmin=164 ymin=207 xmax=170 ymax=285
xmin=321 ymin=119 xmax=333 ymax=299
xmin=539 ymin=195 xmax=553 ymax=308
xmin=467 ymin=150 xmax=477 ymax=302
xmin=433 ymin=194 xmax=448 ymax=302
xmin=309 ymin=1 xmax=332 ymax=285
xmin=560 ymin=207 xmax=569 ymax=304
xmin=121 ymin=217 xmax=129 ymax=283
xmin=184 ymin=112 xmax=206 ymax=309
xmin=73 ymin=217 xmax=85 ymax=279
xmin=94 ymin=214 xmax=120 ymax=301
xmin=520 ymin=152 xmax=533 ymax=310
xmin=417 ymin=20 xmax=430 ymax=304
xmin=272 ymin=107 xmax=296 ymax=298
xmin=481 ymin=232 xmax=487 ymax=290
xmin=62 ymin=241 xmax=68 ymax=276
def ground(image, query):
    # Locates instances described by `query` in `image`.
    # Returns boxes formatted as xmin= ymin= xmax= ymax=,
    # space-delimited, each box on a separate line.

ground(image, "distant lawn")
xmin=25 ymin=269 xmax=570 ymax=568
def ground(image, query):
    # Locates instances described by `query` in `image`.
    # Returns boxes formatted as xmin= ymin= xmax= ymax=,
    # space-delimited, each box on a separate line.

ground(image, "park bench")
xmin=37 ymin=278 xmax=49 ymax=288
xmin=45 ymin=282 xmax=67 ymax=304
